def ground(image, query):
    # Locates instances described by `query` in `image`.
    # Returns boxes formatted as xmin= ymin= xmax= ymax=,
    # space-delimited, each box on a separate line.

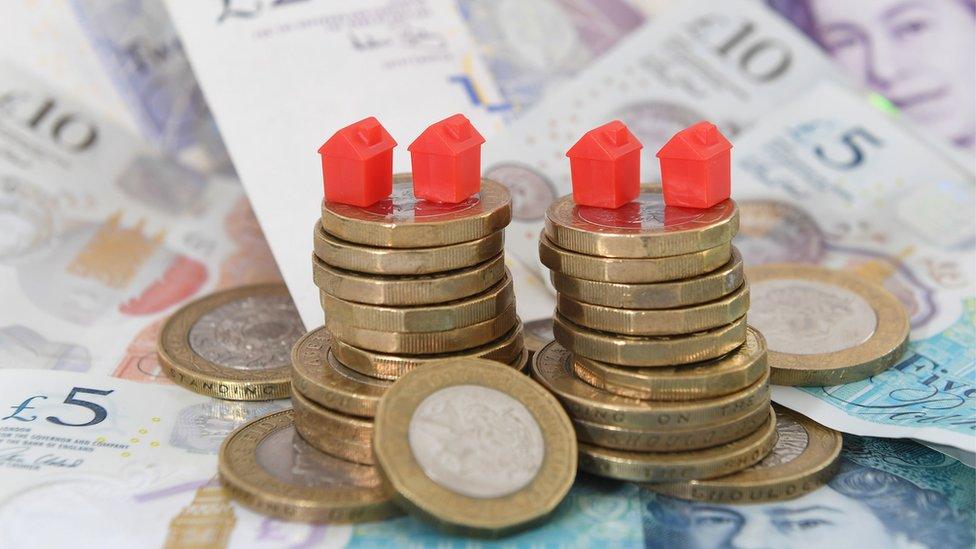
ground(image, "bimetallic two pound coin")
xmin=747 ymin=264 xmax=910 ymax=386
xmin=372 ymin=358 xmax=576 ymax=536
xmin=158 ymin=284 xmax=304 ymax=400
xmin=540 ymin=236 xmax=732 ymax=284
xmin=218 ymin=410 xmax=399 ymax=523
xmin=314 ymin=224 xmax=503 ymax=275
xmin=532 ymin=340 xmax=770 ymax=430
xmin=578 ymin=407 xmax=777 ymax=483
xmin=573 ymin=326 xmax=768 ymax=400
xmin=556 ymin=284 xmax=749 ymax=336
xmin=331 ymin=320 xmax=524 ymax=380
xmin=292 ymin=389 xmax=375 ymax=465
xmin=313 ymin=253 xmax=506 ymax=305
xmin=320 ymin=272 xmax=514 ymax=332
xmin=553 ymin=313 xmax=747 ymax=367
xmin=290 ymin=327 xmax=390 ymax=417
xmin=544 ymin=187 xmax=738 ymax=258
xmin=321 ymin=174 xmax=511 ymax=248
xmin=646 ymin=405 xmax=842 ymax=502
xmin=327 ymin=304 xmax=517 ymax=354
xmin=550 ymin=248 xmax=745 ymax=309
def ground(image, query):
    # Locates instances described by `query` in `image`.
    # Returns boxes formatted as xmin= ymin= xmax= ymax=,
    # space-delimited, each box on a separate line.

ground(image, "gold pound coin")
xmin=578 ymin=407 xmax=777 ymax=482
xmin=539 ymin=235 xmax=731 ymax=283
xmin=292 ymin=388 xmax=373 ymax=445
xmin=158 ymin=284 xmax=304 ymax=400
xmin=290 ymin=327 xmax=390 ymax=417
xmin=553 ymin=313 xmax=747 ymax=367
xmin=573 ymin=326 xmax=768 ymax=400
xmin=551 ymin=248 xmax=745 ymax=309
xmin=321 ymin=174 xmax=511 ymax=247
xmin=372 ymin=358 xmax=576 ymax=536
xmin=321 ymin=272 xmax=514 ymax=332
xmin=573 ymin=401 xmax=770 ymax=452
xmin=218 ymin=410 xmax=399 ymax=523
xmin=544 ymin=188 xmax=738 ymax=258
xmin=747 ymin=264 xmax=910 ymax=386
xmin=313 ymin=253 xmax=506 ymax=305
xmin=556 ymin=284 xmax=749 ymax=336
xmin=532 ymin=340 xmax=770 ymax=429
xmin=327 ymin=304 xmax=518 ymax=354
xmin=314 ymin=223 xmax=504 ymax=275
xmin=511 ymin=347 xmax=530 ymax=374
xmin=646 ymin=405 xmax=842 ymax=502
xmin=332 ymin=320 xmax=524 ymax=380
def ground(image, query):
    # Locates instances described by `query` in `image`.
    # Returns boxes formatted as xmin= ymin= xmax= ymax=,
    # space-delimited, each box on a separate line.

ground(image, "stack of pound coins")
xmin=292 ymin=173 xmax=527 ymax=465
xmin=533 ymin=186 xmax=777 ymax=483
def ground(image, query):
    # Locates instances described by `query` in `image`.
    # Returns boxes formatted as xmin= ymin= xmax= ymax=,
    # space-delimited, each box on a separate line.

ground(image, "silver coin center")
xmin=752 ymin=413 xmax=809 ymax=469
xmin=407 ymin=384 xmax=545 ymax=499
xmin=256 ymin=427 xmax=381 ymax=488
xmin=188 ymin=295 xmax=304 ymax=369
xmin=750 ymin=279 xmax=877 ymax=355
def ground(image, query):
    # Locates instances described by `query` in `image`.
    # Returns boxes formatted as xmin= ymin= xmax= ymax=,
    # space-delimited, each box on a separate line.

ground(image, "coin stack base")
xmin=534 ymin=188 xmax=776 ymax=483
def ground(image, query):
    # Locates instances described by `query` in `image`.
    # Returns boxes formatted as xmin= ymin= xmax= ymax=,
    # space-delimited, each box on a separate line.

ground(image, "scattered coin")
xmin=572 ymin=326 xmax=768 ymax=400
xmin=290 ymin=327 xmax=390 ymax=417
xmin=544 ymin=187 xmax=738 ymax=258
xmin=646 ymin=405 xmax=842 ymax=502
xmin=553 ymin=313 xmax=747 ymax=366
xmin=320 ymin=174 xmax=511 ymax=247
xmin=321 ymin=272 xmax=514 ymax=332
xmin=532 ymin=340 xmax=770 ymax=429
xmin=372 ymin=358 xmax=576 ymax=536
xmin=747 ymin=264 xmax=910 ymax=386
xmin=158 ymin=284 xmax=304 ymax=400
xmin=218 ymin=410 xmax=399 ymax=523
xmin=540 ymin=236 xmax=732 ymax=283
xmin=578 ymin=407 xmax=777 ymax=482
xmin=556 ymin=284 xmax=749 ymax=336
xmin=292 ymin=389 xmax=375 ymax=465
xmin=572 ymin=400 xmax=770 ymax=452
xmin=327 ymin=303 xmax=517 ymax=354
xmin=550 ymin=248 xmax=745 ymax=309
xmin=313 ymin=253 xmax=506 ymax=305
xmin=314 ymin=223 xmax=504 ymax=275
xmin=332 ymin=320 xmax=524 ymax=380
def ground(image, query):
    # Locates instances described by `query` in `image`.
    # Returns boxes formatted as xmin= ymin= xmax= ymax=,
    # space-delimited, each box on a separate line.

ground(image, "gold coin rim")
xmin=747 ymin=264 xmax=910 ymax=386
xmin=320 ymin=271 xmax=514 ymax=332
xmin=290 ymin=327 xmax=390 ymax=417
xmin=314 ymin=223 xmax=504 ymax=275
xmin=532 ymin=339 xmax=770 ymax=429
xmin=292 ymin=387 xmax=374 ymax=443
xmin=556 ymin=283 xmax=750 ymax=335
xmin=544 ymin=189 xmax=739 ymax=258
xmin=552 ymin=313 xmax=748 ymax=366
xmin=578 ymin=407 xmax=778 ymax=482
xmin=313 ymin=252 xmax=506 ymax=305
xmin=645 ymin=405 xmax=843 ymax=502
xmin=218 ymin=410 xmax=398 ymax=522
xmin=332 ymin=320 xmax=524 ymax=380
xmin=372 ymin=358 xmax=577 ymax=535
xmin=572 ymin=326 xmax=768 ymax=400
xmin=158 ymin=283 xmax=294 ymax=401
xmin=550 ymin=248 xmax=745 ymax=309
xmin=320 ymin=175 xmax=512 ymax=248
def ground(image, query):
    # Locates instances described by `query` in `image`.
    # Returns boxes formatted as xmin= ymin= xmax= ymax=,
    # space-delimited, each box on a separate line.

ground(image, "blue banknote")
xmin=70 ymin=0 xmax=233 ymax=174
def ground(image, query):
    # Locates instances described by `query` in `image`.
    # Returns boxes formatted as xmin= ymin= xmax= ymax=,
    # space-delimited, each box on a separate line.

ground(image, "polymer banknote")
xmin=731 ymin=80 xmax=975 ymax=453
xmin=0 ymin=61 xmax=281 ymax=383
xmin=1 ymin=369 xmax=970 ymax=548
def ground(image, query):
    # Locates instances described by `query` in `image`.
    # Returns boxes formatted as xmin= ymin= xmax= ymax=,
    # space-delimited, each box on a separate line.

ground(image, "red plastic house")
xmin=318 ymin=116 xmax=397 ymax=207
xmin=566 ymin=120 xmax=643 ymax=209
xmin=656 ymin=121 xmax=732 ymax=209
xmin=408 ymin=114 xmax=486 ymax=203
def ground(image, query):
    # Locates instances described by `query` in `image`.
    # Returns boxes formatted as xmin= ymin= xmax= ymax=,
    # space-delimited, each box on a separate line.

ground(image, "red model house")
xmin=318 ymin=116 xmax=397 ymax=207
xmin=408 ymin=114 xmax=486 ymax=203
xmin=657 ymin=121 xmax=732 ymax=209
xmin=566 ymin=120 xmax=643 ymax=209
